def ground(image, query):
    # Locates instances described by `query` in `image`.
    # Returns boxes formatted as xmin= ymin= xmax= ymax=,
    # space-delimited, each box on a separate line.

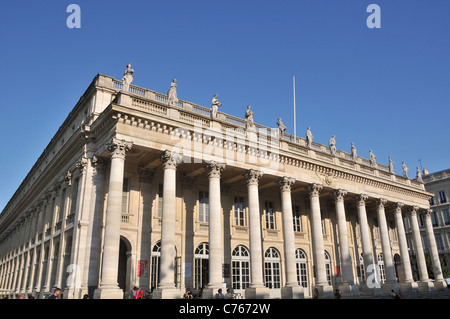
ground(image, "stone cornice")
xmin=103 ymin=104 xmax=431 ymax=203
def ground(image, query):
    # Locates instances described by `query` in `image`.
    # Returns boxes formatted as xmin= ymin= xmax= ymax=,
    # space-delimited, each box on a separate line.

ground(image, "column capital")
xmin=279 ymin=176 xmax=296 ymax=192
xmin=407 ymin=205 xmax=419 ymax=216
xmin=333 ymin=189 xmax=347 ymax=202
xmin=205 ymin=161 xmax=226 ymax=179
xmin=395 ymin=202 xmax=404 ymax=212
xmin=308 ymin=183 xmax=322 ymax=198
xmin=355 ymin=193 xmax=368 ymax=207
xmin=420 ymin=208 xmax=433 ymax=218
xmin=160 ymin=150 xmax=182 ymax=169
xmin=244 ymin=169 xmax=262 ymax=186
xmin=91 ymin=155 xmax=108 ymax=175
xmin=107 ymin=138 xmax=132 ymax=160
xmin=376 ymin=198 xmax=387 ymax=208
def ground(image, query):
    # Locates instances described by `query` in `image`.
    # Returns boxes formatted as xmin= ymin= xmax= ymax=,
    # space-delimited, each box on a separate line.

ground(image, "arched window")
xmin=194 ymin=243 xmax=209 ymax=290
xmin=377 ymin=253 xmax=385 ymax=283
xmin=359 ymin=253 xmax=366 ymax=282
xmin=231 ymin=245 xmax=250 ymax=290
xmin=295 ymin=249 xmax=309 ymax=291
xmin=151 ymin=241 xmax=161 ymax=291
xmin=264 ymin=247 xmax=281 ymax=289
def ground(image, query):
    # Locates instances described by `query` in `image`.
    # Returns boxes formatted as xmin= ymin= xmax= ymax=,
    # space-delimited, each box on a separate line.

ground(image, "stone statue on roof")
xmin=329 ymin=135 xmax=336 ymax=155
xmin=306 ymin=126 xmax=313 ymax=148
xmin=245 ymin=105 xmax=255 ymax=130
xmin=369 ymin=150 xmax=377 ymax=167
xmin=167 ymin=79 xmax=178 ymax=106
xmin=276 ymin=118 xmax=286 ymax=136
xmin=122 ymin=63 xmax=134 ymax=92
xmin=402 ymin=161 xmax=409 ymax=178
xmin=389 ymin=156 xmax=394 ymax=173
xmin=211 ymin=93 xmax=221 ymax=119
xmin=351 ymin=143 xmax=357 ymax=161
xmin=416 ymin=167 xmax=423 ymax=183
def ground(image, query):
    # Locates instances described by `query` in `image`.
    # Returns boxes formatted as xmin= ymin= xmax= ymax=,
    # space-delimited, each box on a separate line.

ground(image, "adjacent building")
xmin=0 ymin=66 xmax=446 ymax=299
xmin=405 ymin=169 xmax=450 ymax=277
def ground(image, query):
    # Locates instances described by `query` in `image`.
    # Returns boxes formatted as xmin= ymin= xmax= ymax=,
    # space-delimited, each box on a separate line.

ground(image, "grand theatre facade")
xmin=0 ymin=70 xmax=447 ymax=299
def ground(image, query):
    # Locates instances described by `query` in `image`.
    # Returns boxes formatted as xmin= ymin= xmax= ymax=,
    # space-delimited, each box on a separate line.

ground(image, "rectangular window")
xmin=234 ymin=196 xmax=246 ymax=226
xmin=158 ymin=183 xmax=163 ymax=217
xmin=429 ymin=196 xmax=435 ymax=206
xmin=122 ymin=178 xmax=130 ymax=214
xmin=418 ymin=213 xmax=425 ymax=227
xmin=431 ymin=211 xmax=439 ymax=226
xmin=70 ymin=178 xmax=79 ymax=214
xmin=265 ymin=201 xmax=275 ymax=229
xmin=199 ymin=190 xmax=209 ymax=222
xmin=422 ymin=235 xmax=429 ymax=253
xmin=58 ymin=189 xmax=66 ymax=221
xmin=292 ymin=205 xmax=302 ymax=232
xmin=439 ymin=191 xmax=447 ymax=204
xmin=435 ymin=234 xmax=444 ymax=251
xmin=443 ymin=209 xmax=450 ymax=225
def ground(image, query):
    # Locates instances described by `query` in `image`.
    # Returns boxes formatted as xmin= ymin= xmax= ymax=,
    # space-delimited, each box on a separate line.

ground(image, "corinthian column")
xmin=376 ymin=199 xmax=399 ymax=294
xmin=334 ymin=189 xmax=359 ymax=296
xmin=153 ymin=150 xmax=182 ymax=299
xmin=355 ymin=194 xmax=379 ymax=294
xmin=408 ymin=206 xmax=433 ymax=291
xmin=393 ymin=203 xmax=417 ymax=292
xmin=309 ymin=183 xmax=333 ymax=298
xmin=279 ymin=177 xmax=304 ymax=299
xmin=94 ymin=138 xmax=132 ymax=299
xmin=203 ymin=162 xmax=225 ymax=299
xmin=423 ymin=209 xmax=446 ymax=290
xmin=244 ymin=169 xmax=269 ymax=299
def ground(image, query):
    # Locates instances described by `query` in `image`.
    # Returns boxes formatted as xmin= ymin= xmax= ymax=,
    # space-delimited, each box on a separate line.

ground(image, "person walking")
xmin=48 ymin=288 xmax=61 ymax=299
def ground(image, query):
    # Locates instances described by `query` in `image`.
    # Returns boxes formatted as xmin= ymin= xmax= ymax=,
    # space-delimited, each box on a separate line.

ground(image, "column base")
xmin=245 ymin=286 xmax=270 ymax=299
xmin=400 ymin=281 xmax=418 ymax=293
xmin=433 ymin=279 xmax=447 ymax=291
xmin=93 ymin=287 xmax=124 ymax=299
xmin=152 ymin=287 xmax=181 ymax=299
xmin=418 ymin=280 xmax=435 ymax=292
xmin=337 ymin=283 xmax=360 ymax=297
xmin=202 ymin=287 xmax=223 ymax=299
xmin=281 ymin=286 xmax=305 ymax=299
xmin=358 ymin=283 xmax=382 ymax=296
xmin=381 ymin=281 xmax=401 ymax=296
xmin=314 ymin=285 xmax=334 ymax=299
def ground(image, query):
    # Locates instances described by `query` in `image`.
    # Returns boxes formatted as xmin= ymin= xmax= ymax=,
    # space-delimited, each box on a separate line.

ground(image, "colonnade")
xmin=0 ymin=141 xmax=447 ymax=299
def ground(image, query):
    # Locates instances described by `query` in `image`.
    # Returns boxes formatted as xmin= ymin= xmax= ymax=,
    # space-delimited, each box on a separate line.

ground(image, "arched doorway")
xmin=295 ymin=248 xmax=310 ymax=297
xmin=118 ymin=237 xmax=132 ymax=292
xmin=194 ymin=242 xmax=209 ymax=290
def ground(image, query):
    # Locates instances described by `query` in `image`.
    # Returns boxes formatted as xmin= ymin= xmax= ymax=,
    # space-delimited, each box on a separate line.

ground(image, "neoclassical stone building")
xmin=0 ymin=66 xmax=446 ymax=299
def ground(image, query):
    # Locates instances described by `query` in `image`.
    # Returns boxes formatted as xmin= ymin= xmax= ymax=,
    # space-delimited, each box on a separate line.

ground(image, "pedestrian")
xmin=225 ymin=288 xmax=235 ymax=299
xmin=136 ymin=289 xmax=144 ymax=299
xmin=18 ymin=294 xmax=25 ymax=299
xmin=390 ymin=289 xmax=396 ymax=299
xmin=215 ymin=288 xmax=224 ymax=299
xmin=184 ymin=288 xmax=193 ymax=299
xmin=48 ymin=288 xmax=61 ymax=299
xmin=334 ymin=289 xmax=341 ymax=299
xmin=82 ymin=294 xmax=89 ymax=299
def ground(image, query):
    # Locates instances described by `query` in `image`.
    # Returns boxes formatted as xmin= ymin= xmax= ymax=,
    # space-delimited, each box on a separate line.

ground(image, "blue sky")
xmin=0 ymin=0 xmax=449 ymax=212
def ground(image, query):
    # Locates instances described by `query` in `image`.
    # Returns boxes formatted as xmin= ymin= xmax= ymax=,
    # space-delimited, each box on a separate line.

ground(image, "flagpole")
xmin=293 ymin=75 xmax=296 ymax=141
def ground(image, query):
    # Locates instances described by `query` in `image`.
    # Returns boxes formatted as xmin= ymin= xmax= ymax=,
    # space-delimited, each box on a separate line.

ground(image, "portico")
xmin=0 ymin=69 xmax=444 ymax=299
